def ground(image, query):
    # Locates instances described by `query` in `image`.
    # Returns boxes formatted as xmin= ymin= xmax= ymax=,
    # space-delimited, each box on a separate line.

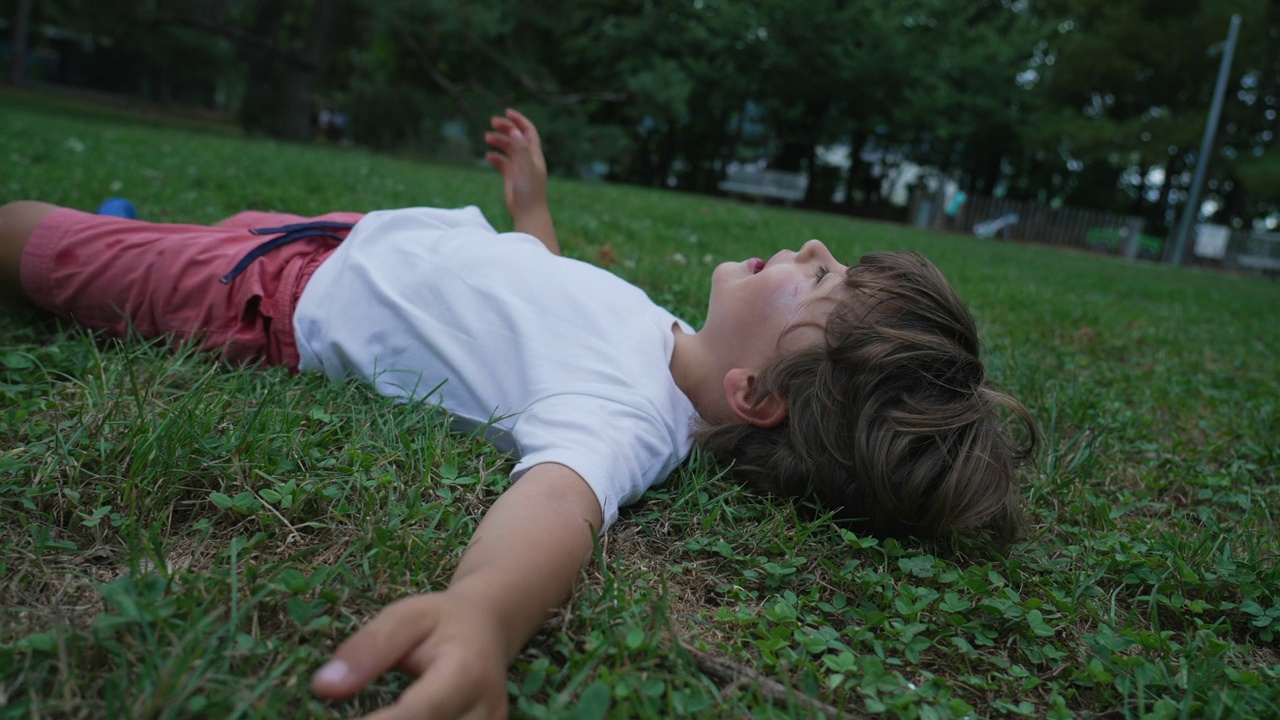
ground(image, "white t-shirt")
xmin=293 ymin=206 xmax=698 ymax=528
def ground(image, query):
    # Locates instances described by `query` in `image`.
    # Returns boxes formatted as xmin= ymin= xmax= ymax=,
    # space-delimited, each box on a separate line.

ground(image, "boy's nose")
xmin=796 ymin=239 xmax=831 ymax=262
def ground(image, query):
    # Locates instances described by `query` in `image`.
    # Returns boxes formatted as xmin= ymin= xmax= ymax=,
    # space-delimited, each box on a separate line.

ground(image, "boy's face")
xmin=701 ymin=239 xmax=849 ymax=371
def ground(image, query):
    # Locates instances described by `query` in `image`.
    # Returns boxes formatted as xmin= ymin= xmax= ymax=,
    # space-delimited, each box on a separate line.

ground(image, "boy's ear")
xmin=723 ymin=368 xmax=787 ymax=428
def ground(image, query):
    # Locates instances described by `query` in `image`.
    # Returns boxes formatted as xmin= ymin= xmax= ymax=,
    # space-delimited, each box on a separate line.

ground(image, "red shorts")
xmin=20 ymin=208 xmax=363 ymax=370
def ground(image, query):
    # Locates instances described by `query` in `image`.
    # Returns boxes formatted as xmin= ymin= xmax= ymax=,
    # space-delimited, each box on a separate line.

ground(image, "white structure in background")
xmin=1193 ymin=224 xmax=1231 ymax=259
xmin=718 ymin=166 xmax=808 ymax=203
xmin=814 ymin=143 xmax=959 ymax=207
xmin=720 ymin=142 xmax=963 ymax=210
xmin=1194 ymin=222 xmax=1280 ymax=272
xmin=974 ymin=214 xmax=1020 ymax=239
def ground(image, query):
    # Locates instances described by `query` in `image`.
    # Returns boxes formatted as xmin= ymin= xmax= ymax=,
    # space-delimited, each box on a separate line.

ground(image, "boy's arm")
xmin=311 ymin=462 xmax=602 ymax=719
xmin=512 ymin=205 xmax=559 ymax=256
xmin=485 ymin=109 xmax=561 ymax=255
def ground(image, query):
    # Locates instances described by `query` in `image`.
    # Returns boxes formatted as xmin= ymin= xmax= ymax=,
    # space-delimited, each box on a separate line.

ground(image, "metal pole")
xmin=1170 ymin=14 xmax=1242 ymax=266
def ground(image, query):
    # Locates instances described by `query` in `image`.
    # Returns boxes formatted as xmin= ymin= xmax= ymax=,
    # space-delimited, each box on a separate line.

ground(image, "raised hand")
xmin=311 ymin=591 xmax=510 ymax=720
xmin=484 ymin=109 xmax=559 ymax=254
xmin=484 ymin=109 xmax=548 ymax=223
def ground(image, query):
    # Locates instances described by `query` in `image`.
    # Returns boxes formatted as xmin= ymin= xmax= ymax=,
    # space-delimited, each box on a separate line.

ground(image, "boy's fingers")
xmin=485 ymin=152 xmax=507 ymax=172
xmin=504 ymin=107 xmax=540 ymax=144
xmin=490 ymin=116 xmax=513 ymax=132
xmin=506 ymin=108 xmax=535 ymax=138
xmin=484 ymin=131 xmax=514 ymax=153
xmin=311 ymin=596 xmax=442 ymax=698
xmin=360 ymin=649 xmax=486 ymax=720
xmin=486 ymin=129 xmax=527 ymax=150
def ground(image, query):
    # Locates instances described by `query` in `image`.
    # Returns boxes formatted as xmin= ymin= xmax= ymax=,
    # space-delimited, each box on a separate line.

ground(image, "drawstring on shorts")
xmin=220 ymin=220 xmax=355 ymax=284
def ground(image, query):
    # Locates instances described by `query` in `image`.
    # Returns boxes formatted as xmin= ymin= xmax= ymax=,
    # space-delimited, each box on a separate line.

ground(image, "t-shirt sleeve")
xmin=509 ymin=395 xmax=681 ymax=530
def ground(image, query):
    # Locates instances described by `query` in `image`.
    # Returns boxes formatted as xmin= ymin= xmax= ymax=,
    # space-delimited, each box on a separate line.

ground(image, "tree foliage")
xmin=8 ymin=0 xmax=1277 ymax=229
xmin=1020 ymin=0 xmax=1275 ymax=229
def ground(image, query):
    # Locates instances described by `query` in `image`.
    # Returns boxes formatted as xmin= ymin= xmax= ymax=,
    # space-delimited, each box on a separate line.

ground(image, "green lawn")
xmin=2 ymin=94 xmax=1278 ymax=719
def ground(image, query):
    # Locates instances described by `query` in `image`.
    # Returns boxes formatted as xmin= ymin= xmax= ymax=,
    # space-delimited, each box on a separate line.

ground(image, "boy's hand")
xmin=484 ymin=109 xmax=548 ymax=223
xmin=311 ymin=463 xmax=601 ymax=718
xmin=312 ymin=591 xmax=509 ymax=719
xmin=484 ymin=109 xmax=560 ymax=254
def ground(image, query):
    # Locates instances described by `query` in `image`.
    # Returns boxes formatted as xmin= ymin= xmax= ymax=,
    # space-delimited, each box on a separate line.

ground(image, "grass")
xmin=2 ymin=92 xmax=1279 ymax=719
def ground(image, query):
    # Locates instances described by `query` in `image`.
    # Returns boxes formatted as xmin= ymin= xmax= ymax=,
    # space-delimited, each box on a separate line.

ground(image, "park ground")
xmin=1 ymin=92 xmax=1278 ymax=718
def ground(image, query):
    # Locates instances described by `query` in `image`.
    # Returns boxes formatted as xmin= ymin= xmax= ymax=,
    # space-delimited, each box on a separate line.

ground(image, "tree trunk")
xmin=10 ymin=0 xmax=33 ymax=85
xmin=802 ymin=142 xmax=823 ymax=205
xmin=840 ymin=129 xmax=865 ymax=208
xmin=772 ymin=139 xmax=808 ymax=172
xmin=1153 ymin=154 xmax=1181 ymax=236
xmin=654 ymin=123 xmax=678 ymax=188
xmin=719 ymin=104 xmax=748 ymax=184
xmin=239 ymin=0 xmax=343 ymax=141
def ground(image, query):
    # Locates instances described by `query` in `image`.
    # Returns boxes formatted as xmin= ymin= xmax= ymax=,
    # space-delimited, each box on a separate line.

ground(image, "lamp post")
xmin=1169 ymin=14 xmax=1242 ymax=267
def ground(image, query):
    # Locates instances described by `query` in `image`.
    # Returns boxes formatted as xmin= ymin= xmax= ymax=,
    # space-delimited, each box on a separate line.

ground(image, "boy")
xmin=0 ymin=109 xmax=1035 ymax=719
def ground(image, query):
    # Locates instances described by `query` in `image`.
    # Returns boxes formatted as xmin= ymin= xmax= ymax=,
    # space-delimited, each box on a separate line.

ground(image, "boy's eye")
xmin=813 ymin=265 xmax=830 ymax=283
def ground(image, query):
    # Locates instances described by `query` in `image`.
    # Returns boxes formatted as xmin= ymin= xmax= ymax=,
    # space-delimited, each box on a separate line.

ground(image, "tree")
xmin=1019 ymin=0 xmax=1272 ymax=231
xmin=233 ymin=0 xmax=345 ymax=140
xmin=6 ymin=0 xmax=236 ymax=103
xmin=879 ymin=0 xmax=1042 ymax=201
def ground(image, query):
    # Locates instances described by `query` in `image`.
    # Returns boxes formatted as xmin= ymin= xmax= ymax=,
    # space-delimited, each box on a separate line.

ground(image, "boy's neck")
xmin=669 ymin=324 xmax=733 ymax=424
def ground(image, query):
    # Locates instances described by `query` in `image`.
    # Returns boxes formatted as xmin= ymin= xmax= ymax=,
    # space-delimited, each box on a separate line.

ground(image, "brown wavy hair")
xmin=694 ymin=251 xmax=1037 ymax=542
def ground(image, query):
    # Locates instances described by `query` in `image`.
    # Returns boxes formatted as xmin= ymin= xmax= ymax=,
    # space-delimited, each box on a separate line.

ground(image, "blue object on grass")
xmin=96 ymin=198 xmax=137 ymax=219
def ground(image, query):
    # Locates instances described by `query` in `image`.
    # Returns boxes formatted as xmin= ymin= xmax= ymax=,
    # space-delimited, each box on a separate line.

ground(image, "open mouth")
xmin=748 ymin=258 xmax=765 ymax=274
